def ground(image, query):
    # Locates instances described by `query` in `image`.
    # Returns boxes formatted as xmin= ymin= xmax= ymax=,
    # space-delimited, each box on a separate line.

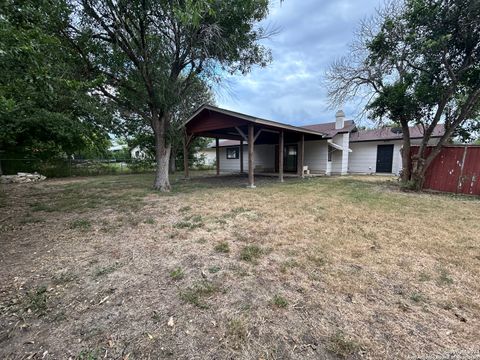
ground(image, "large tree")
xmin=64 ymin=0 xmax=273 ymax=191
xmin=327 ymin=0 xmax=480 ymax=189
xmin=0 ymin=0 xmax=112 ymax=166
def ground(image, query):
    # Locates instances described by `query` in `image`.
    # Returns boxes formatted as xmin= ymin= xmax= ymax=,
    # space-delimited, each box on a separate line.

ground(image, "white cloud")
xmin=216 ymin=0 xmax=383 ymax=126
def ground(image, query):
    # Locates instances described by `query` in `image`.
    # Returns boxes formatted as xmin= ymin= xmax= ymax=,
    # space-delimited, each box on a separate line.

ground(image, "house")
xmin=184 ymin=105 xmax=444 ymax=187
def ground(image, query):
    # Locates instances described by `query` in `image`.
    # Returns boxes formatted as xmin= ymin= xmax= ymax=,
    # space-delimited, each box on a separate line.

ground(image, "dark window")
xmin=226 ymin=147 xmax=239 ymax=159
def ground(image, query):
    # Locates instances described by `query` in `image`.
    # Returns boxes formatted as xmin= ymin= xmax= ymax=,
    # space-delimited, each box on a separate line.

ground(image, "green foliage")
xmin=170 ymin=267 xmax=185 ymax=281
xmin=0 ymin=0 xmax=113 ymax=160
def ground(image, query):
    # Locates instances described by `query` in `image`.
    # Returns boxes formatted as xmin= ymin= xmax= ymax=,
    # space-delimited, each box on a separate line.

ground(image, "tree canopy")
xmin=327 ymin=0 xmax=480 ymax=188
xmin=0 ymin=0 xmax=113 ymax=160
xmin=63 ymin=0 xmax=273 ymax=190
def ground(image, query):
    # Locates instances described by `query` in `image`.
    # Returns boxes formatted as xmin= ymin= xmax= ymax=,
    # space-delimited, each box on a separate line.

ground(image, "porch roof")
xmin=184 ymin=104 xmax=326 ymax=144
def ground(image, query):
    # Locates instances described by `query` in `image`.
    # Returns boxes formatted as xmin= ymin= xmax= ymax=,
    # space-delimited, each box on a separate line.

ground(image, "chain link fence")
xmin=0 ymin=158 xmax=156 ymax=178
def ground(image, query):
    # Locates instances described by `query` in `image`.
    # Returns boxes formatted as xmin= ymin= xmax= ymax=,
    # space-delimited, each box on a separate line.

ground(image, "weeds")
xmin=327 ymin=331 xmax=361 ymax=357
xmin=437 ymin=267 xmax=454 ymax=285
xmin=180 ymin=281 xmax=219 ymax=308
xmin=226 ymin=318 xmax=248 ymax=349
xmin=93 ymin=264 xmax=118 ymax=278
xmin=214 ymin=241 xmax=230 ymax=253
xmin=52 ymin=271 xmax=77 ymax=285
xmin=272 ymin=294 xmax=288 ymax=308
xmin=410 ymin=292 xmax=426 ymax=303
xmin=239 ymin=244 xmax=263 ymax=263
xmin=170 ymin=267 xmax=185 ymax=281
xmin=24 ymin=285 xmax=48 ymax=316
xmin=70 ymin=219 xmax=92 ymax=231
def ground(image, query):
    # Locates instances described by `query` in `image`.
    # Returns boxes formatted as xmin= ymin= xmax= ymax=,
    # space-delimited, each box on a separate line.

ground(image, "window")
xmin=226 ymin=147 xmax=239 ymax=159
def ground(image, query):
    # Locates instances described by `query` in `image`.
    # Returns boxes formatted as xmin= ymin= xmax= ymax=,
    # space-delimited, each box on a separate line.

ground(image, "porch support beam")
xmin=215 ymin=138 xmax=220 ymax=176
xmin=279 ymin=131 xmax=284 ymax=182
xmin=248 ymin=124 xmax=255 ymax=188
xmin=240 ymin=140 xmax=244 ymax=173
xmin=298 ymin=134 xmax=305 ymax=178
xmin=235 ymin=126 xmax=248 ymax=141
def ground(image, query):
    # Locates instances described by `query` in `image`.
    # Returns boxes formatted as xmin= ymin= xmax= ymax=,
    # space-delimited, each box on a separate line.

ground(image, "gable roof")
xmin=301 ymin=120 xmax=356 ymax=138
xmin=184 ymin=104 xmax=328 ymax=138
xmin=350 ymin=124 xmax=445 ymax=142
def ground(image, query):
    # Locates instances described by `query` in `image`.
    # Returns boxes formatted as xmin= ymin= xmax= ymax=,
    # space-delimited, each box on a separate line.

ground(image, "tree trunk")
xmin=152 ymin=114 xmax=171 ymax=191
xmin=400 ymin=121 xmax=411 ymax=183
xmin=169 ymin=148 xmax=176 ymax=174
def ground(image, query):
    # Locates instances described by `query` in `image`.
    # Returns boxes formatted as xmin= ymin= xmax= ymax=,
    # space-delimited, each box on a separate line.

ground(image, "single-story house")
xmin=184 ymin=105 xmax=444 ymax=187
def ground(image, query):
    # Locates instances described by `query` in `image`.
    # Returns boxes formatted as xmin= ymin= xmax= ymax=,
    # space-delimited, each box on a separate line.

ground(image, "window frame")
xmin=226 ymin=146 xmax=240 ymax=159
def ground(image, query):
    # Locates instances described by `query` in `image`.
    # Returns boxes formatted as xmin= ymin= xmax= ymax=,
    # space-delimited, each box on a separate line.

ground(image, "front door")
xmin=376 ymin=144 xmax=394 ymax=173
xmin=284 ymin=145 xmax=298 ymax=173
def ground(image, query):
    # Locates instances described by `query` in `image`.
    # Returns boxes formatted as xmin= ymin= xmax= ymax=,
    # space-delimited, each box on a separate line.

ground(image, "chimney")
xmin=335 ymin=110 xmax=345 ymax=130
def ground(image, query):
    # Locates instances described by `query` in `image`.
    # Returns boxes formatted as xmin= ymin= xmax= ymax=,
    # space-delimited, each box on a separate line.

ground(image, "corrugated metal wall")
xmin=411 ymin=146 xmax=480 ymax=195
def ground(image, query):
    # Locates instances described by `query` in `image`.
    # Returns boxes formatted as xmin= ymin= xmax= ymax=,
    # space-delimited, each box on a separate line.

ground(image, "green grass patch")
xmin=70 ymin=219 xmax=92 ymax=231
xmin=180 ymin=281 xmax=220 ymax=308
xmin=271 ymin=294 xmax=288 ymax=308
xmin=214 ymin=241 xmax=230 ymax=253
xmin=170 ymin=267 xmax=185 ymax=281
xmin=239 ymin=244 xmax=263 ymax=263
xmin=24 ymin=285 xmax=48 ymax=316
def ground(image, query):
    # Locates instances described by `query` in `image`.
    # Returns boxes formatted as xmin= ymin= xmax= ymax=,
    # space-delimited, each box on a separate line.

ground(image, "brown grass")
xmin=0 ymin=173 xmax=479 ymax=359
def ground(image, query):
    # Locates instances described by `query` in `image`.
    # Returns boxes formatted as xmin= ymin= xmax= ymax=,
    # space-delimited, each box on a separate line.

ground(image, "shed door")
xmin=376 ymin=145 xmax=394 ymax=173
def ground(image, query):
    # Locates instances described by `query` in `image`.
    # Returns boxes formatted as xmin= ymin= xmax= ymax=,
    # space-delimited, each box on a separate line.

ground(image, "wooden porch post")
xmin=240 ymin=140 xmax=244 ymax=173
xmin=248 ymin=124 xmax=255 ymax=188
xmin=215 ymin=138 xmax=220 ymax=176
xmin=298 ymin=134 xmax=305 ymax=178
xmin=183 ymin=133 xmax=189 ymax=178
xmin=279 ymin=131 xmax=284 ymax=182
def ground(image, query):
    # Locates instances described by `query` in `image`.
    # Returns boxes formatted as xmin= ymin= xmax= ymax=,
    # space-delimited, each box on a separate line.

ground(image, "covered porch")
xmin=183 ymin=105 xmax=326 ymax=187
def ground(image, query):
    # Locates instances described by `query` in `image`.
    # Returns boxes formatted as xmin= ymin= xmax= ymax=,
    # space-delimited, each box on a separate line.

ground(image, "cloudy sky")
xmin=216 ymin=0 xmax=384 ymax=126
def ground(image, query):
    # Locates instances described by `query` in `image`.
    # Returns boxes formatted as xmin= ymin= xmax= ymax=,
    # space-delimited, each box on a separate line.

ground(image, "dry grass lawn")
xmin=0 ymin=173 xmax=479 ymax=359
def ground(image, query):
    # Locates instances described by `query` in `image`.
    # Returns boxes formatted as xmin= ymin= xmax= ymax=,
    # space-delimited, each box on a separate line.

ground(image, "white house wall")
xmin=304 ymin=140 xmax=328 ymax=174
xmin=218 ymin=144 xmax=275 ymax=172
xmin=348 ymin=141 xmax=403 ymax=175
xmin=348 ymin=138 xmax=440 ymax=175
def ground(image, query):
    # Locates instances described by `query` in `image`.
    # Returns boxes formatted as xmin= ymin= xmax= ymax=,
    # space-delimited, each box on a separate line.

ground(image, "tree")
xmin=327 ymin=0 xmax=480 ymax=189
xmin=0 ymin=0 xmax=113 ymax=164
xmin=127 ymin=77 xmax=215 ymax=173
xmin=63 ymin=0 xmax=273 ymax=191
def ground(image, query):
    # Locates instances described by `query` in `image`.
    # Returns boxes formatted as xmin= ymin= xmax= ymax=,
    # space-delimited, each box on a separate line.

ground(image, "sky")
xmin=216 ymin=0 xmax=384 ymax=127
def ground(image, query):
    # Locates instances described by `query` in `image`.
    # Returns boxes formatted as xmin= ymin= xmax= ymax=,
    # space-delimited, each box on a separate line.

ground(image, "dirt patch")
xmin=0 ymin=173 xmax=479 ymax=359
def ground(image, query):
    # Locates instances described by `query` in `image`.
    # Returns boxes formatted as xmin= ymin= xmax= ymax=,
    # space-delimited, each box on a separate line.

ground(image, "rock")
xmin=0 ymin=172 xmax=47 ymax=184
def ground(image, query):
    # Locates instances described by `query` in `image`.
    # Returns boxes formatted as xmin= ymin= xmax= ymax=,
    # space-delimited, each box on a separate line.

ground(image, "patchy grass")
xmin=327 ymin=331 xmax=361 ymax=358
xmin=24 ymin=286 xmax=48 ymax=316
xmin=170 ymin=267 xmax=184 ymax=281
xmin=92 ymin=264 xmax=118 ymax=278
xmin=214 ymin=241 xmax=230 ymax=253
xmin=239 ymin=244 xmax=263 ymax=263
xmin=271 ymin=294 xmax=288 ymax=308
xmin=70 ymin=219 xmax=92 ymax=231
xmin=0 ymin=173 xmax=479 ymax=359
xmin=179 ymin=280 xmax=220 ymax=309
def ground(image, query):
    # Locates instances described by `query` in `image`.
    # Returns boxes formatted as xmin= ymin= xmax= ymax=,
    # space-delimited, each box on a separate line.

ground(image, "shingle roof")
xmin=301 ymin=120 xmax=356 ymax=137
xmin=349 ymin=124 xmax=445 ymax=142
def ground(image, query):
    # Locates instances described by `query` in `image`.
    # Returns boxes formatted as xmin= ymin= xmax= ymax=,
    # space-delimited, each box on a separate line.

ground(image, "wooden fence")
xmin=411 ymin=145 xmax=480 ymax=195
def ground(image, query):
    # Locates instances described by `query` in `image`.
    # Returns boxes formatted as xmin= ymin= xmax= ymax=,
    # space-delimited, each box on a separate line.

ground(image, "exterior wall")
xmin=217 ymin=144 xmax=275 ymax=172
xmin=197 ymin=149 xmax=216 ymax=165
xmin=304 ymin=140 xmax=328 ymax=174
xmin=348 ymin=141 xmax=403 ymax=175
xmin=330 ymin=133 xmax=349 ymax=175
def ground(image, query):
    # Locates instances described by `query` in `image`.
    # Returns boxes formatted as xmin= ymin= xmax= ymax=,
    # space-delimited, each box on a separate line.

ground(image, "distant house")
xmin=130 ymin=145 xmax=149 ymax=160
xmin=187 ymin=105 xmax=444 ymax=185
